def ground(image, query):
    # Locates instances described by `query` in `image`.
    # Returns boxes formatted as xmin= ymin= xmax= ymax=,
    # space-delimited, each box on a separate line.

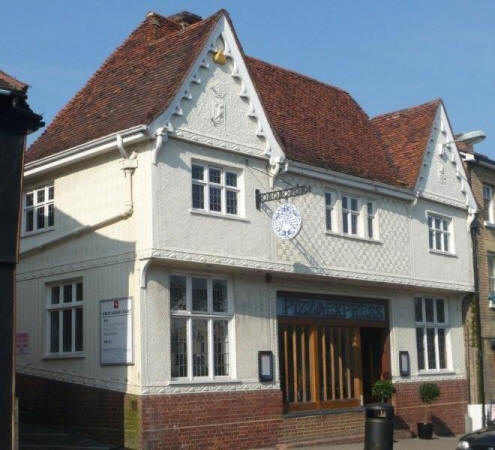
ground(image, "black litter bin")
xmin=364 ymin=403 xmax=394 ymax=450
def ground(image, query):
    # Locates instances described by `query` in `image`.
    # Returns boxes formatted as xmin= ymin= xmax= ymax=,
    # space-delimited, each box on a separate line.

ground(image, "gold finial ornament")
xmin=212 ymin=50 xmax=226 ymax=65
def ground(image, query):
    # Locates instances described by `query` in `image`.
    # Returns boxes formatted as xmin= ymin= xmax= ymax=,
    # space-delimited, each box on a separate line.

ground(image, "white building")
xmin=17 ymin=10 xmax=475 ymax=449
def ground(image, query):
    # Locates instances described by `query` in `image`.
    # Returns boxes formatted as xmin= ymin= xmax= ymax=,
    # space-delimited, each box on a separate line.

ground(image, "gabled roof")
xmin=0 ymin=70 xmax=27 ymax=93
xmin=245 ymin=57 xmax=401 ymax=186
xmin=371 ymin=99 xmax=441 ymax=189
xmin=27 ymin=11 xmax=222 ymax=163
xmin=27 ymin=9 xmax=425 ymax=190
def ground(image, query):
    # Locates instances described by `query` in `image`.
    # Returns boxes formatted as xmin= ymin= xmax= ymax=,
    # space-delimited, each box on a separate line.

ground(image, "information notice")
xmin=100 ymin=298 xmax=133 ymax=365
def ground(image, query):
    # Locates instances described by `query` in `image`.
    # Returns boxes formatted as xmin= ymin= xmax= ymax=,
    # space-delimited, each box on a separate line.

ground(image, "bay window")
xmin=170 ymin=274 xmax=232 ymax=380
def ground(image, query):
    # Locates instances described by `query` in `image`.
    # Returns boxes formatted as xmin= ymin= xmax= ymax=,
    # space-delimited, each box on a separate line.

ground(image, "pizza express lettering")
xmin=277 ymin=297 xmax=385 ymax=322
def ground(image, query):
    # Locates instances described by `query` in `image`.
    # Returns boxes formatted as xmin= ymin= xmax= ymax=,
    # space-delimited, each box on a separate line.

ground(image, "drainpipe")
xmin=20 ymin=134 xmax=137 ymax=258
xmin=471 ymin=211 xmax=486 ymax=425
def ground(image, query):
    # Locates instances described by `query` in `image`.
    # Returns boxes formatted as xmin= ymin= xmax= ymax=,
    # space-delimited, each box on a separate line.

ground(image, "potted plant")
xmin=372 ymin=380 xmax=395 ymax=403
xmin=417 ymin=383 xmax=440 ymax=439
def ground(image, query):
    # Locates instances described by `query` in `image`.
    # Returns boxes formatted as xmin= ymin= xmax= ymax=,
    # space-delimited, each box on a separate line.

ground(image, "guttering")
xmin=287 ymin=160 xmax=415 ymax=201
xmin=24 ymin=125 xmax=148 ymax=179
xmin=21 ymin=136 xmax=137 ymax=258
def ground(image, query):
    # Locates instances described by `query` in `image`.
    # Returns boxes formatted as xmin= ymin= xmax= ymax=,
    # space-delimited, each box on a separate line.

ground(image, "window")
xmin=483 ymin=184 xmax=494 ymax=223
xmin=46 ymin=280 xmax=83 ymax=355
xmin=367 ymin=201 xmax=375 ymax=239
xmin=24 ymin=185 xmax=54 ymax=233
xmin=170 ymin=275 xmax=232 ymax=380
xmin=191 ymin=163 xmax=240 ymax=215
xmin=324 ymin=191 xmax=379 ymax=240
xmin=324 ymin=192 xmax=335 ymax=231
xmin=415 ymin=297 xmax=448 ymax=371
xmin=428 ymin=214 xmax=452 ymax=253
xmin=489 ymin=255 xmax=495 ymax=308
xmin=342 ymin=195 xmax=359 ymax=235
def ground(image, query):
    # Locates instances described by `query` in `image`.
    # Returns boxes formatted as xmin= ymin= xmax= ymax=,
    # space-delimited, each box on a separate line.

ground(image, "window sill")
xmin=484 ymin=221 xmax=495 ymax=230
xmin=168 ymin=378 xmax=242 ymax=386
xmin=21 ymin=226 xmax=55 ymax=238
xmin=325 ymin=230 xmax=383 ymax=245
xmin=42 ymin=352 xmax=85 ymax=361
xmin=428 ymin=249 xmax=457 ymax=258
xmin=190 ymin=209 xmax=250 ymax=223
xmin=417 ymin=370 xmax=456 ymax=377
xmin=284 ymin=406 xmax=365 ymax=419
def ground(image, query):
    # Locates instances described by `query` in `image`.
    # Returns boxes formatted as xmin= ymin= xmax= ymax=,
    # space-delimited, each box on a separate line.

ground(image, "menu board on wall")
xmin=100 ymin=298 xmax=133 ymax=365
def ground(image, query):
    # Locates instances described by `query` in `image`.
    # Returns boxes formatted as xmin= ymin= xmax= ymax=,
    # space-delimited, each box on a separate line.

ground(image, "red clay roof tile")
xmin=27 ymin=9 xmax=436 ymax=191
xmin=371 ymin=99 xmax=440 ymax=189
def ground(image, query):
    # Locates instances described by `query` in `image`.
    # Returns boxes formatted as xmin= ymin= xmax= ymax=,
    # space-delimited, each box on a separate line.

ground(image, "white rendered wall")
xmin=141 ymin=267 xmax=466 ymax=393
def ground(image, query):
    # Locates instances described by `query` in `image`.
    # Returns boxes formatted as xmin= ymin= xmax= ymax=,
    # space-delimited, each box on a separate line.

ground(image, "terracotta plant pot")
xmin=417 ymin=422 xmax=433 ymax=439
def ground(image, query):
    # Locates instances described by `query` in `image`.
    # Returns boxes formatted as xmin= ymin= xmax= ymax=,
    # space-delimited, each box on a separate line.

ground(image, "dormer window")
xmin=23 ymin=185 xmax=54 ymax=234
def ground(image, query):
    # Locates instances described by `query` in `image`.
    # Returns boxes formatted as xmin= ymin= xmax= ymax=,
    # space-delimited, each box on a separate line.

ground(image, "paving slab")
xmin=299 ymin=436 xmax=459 ymax=449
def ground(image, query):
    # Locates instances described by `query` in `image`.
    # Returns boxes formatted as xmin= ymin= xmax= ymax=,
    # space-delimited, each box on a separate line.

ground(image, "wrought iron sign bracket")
xmin=255 ymin=185 xmax=311 ymax=210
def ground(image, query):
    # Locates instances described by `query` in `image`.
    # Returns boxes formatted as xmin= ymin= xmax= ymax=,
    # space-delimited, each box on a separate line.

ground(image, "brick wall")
xmin=394 ymin=379 xmax=467 ymax=436
xmin=466 ymin=164 xmax=495 ymax=402
xmin=17 ymin=374 xmax=467 ymax=448
xmin=16 ymin=374 xmax=140 ymax=448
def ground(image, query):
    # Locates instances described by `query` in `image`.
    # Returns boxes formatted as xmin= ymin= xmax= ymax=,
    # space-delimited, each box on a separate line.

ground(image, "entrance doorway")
xmin=361 ymin=327 xmax=390 ymax=403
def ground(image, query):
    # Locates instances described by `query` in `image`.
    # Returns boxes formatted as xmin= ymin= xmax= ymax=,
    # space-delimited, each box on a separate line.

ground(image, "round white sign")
xmin=272 ymin=203 xmax=302 ymax=240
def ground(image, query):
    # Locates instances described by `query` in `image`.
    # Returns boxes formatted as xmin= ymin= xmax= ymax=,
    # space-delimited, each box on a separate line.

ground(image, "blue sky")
xmin=4 ymin=1 xmax=494 ymax=156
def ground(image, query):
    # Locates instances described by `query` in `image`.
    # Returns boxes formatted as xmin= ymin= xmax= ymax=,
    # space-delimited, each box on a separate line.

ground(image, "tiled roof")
xmin=246 ymin=57 xmax=401 ymax=186
xmin=371 ymin=99 xmax=441 ymax=189
xmin=0 ymin=70 xmax=27 ymax=92
xmin=26 ymin=9 xmax=436 ymax=190
xmin=26 ymin=11 xmax=222 ymax=163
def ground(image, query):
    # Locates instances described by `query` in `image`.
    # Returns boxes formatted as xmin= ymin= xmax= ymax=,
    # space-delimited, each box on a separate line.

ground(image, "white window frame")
xmin=324 ymin=190 xmax=337 ymax=232
xmin=366 ymin=199 xmax=377 ymax=240
xmin=170 ymin=273 xmax=234 ymax=382
xmin=341 ymin=194 xmax=360 ymax=236
xmin=191 ymin=162 xmax=242 ymax=217
xmin=45 ymin=279 xmax=84 ymax=357
xmin=325 ymin=190 xmax=380 ymax=242
xmin=483 ymin=184 xmax=494 ymax=223
xmin=23 ymin=185 xmax=54 ymax=235
xmin=415 ymin=296 xmax=450 ymax=373
xmin=427 ymin=212 xmax=454 ymax=254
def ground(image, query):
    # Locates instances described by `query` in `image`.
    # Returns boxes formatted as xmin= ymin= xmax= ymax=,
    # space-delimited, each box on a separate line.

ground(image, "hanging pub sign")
xmin=277 ymin=295 xmax=386 ymax=322
xmin=255 ymin=185 xmax=310 ymax=210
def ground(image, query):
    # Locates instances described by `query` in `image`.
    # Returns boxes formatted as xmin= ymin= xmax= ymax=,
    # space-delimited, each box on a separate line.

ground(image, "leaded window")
xmin=415 ymin=297 xmax=448 ymax=371
xmin=47 ymin=280 xmax=83 ymax=354
xmin=191 ymin=163 xmax=240 ymax=216
xmin=342 ymin=195 xmax=359 ymax=235
xmin=170 ymin=275 xmax=232 ymax=380
xmin=428 ymin=214 xmax=452 ymax=253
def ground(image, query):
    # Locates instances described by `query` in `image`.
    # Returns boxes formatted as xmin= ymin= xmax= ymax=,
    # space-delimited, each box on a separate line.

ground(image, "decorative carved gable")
xmin=149 ymin=15 xmax=285 ymax=165
xmin=416 ymin=105 xmax=476 ymax=212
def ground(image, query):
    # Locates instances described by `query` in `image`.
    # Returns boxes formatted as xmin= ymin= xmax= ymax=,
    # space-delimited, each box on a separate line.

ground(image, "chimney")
xmin=168 ymin=11 xmax=202 ymax=29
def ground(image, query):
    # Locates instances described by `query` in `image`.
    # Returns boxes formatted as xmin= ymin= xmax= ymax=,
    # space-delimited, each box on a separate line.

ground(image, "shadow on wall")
xmin=16 ymin=206 xmax=138 ymax=448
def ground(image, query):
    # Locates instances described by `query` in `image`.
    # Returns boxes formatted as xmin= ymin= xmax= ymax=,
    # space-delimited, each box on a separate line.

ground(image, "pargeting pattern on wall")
xmin=275 ymin=174 xmax=411 ymax=276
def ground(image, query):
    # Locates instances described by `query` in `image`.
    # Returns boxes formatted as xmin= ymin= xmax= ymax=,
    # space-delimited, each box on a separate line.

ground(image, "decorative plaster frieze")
xmin=141 ymin=381 xmax=279 ymax=395
xmin=17 ymin=364 xmax=140 ymax=394
xmin=139 ymin=248 xmax=474 ymax=292
xmin=392 ymin=373 xmax=466 ymax=384
xmin=148 ymin=15 xmax=285 ymax=165
xmin=171 ymin=129 xmax=265 ymax=158
xmin=17 ymin=251 xmax=137 ymax=281
xmin=418 ymin=191 xmax=468 ymax=210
